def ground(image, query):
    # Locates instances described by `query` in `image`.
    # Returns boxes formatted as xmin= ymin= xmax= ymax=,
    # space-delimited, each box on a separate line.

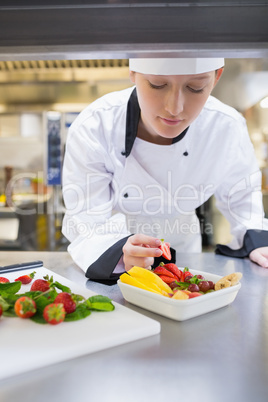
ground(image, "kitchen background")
xmin=0 ymin=58 xmax=268 ymax=252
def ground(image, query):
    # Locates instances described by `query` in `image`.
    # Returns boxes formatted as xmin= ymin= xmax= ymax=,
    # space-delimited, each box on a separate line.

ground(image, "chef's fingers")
xmin=127 ymin=233 xmax=162 ymax=248
xmin=122 ymin=234 xmax=162 ymax=271
xmin=124 ymin=256 xmax=154 ymax=272
xmin=252 ymin=254 xmax=268 ymax=268
xmin=249 ymin=248 xmax=268 ymax=268
xmin=123 ymin=243 xmax=162 ymax=259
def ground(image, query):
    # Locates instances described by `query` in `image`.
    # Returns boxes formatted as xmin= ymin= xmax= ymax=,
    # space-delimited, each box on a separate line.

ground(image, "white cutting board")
xmin=0 ymin=267 xmax=160 ymax=380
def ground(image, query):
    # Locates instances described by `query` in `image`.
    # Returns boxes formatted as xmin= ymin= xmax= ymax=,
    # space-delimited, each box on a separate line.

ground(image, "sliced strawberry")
xmin=158 ymin=274 xmax=177 ymax=284
xmin=162 ymin=263 xmax=182 ymax=281
xmin=158 ymin=239 xmax=171 ymax=260
xmin=15 ymin=271 xmax=36 ymax=285
xmin=14 ymin=296 xmax=36 ymax=318
xmin=54 ymin=292 xmax=76 ymax=314
xmin=43 ymin=303 xmax=66 ymax=325
xmin=0 ymin=277 xmax=10 ymax=283
xmin=153 ymin=266 xmax=177 ymax=278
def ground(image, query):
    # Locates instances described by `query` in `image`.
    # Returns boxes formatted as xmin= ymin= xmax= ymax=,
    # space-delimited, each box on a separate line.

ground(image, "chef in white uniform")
xmin=62 ymin=57 xmax=268 ymax=282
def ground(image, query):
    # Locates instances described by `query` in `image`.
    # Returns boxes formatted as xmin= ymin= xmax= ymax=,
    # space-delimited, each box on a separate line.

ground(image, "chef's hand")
xmin=122 ymin=234 xmax=162 ymax=272
xmin=249 ymin=247 xmax=268 ymax=268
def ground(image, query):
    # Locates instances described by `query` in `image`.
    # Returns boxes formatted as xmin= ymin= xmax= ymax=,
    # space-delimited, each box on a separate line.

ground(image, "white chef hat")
xmin=129 ymin=58 xmax=224 ymax=75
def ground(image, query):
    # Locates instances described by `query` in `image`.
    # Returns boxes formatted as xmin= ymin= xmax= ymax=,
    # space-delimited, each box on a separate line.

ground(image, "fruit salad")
xmin=120 ymin=264 xmax=242 ymax=300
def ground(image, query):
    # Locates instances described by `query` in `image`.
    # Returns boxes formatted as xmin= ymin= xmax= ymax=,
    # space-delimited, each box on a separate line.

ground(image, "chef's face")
xmin=129 ymin=69 xmax=223 ymax=144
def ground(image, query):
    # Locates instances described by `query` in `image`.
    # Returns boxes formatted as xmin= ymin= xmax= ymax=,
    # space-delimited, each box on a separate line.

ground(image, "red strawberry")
xmin=54 ymin=292 xmax=76 ymax=314
xmin=14 ymin=296 xmax=37 ymax=319
xmin=158 ymin=239 xmax=171 ymax=260
xmin=30 ymin=278 xmax=50 ymax=292
xmin=43 ymin=303 xmax=66 ymax=325
xmin=161 ymin=262 xmax=182 ymax=281
xmin=153 ymin=266 xmax=177 ymax=278
xmin=0 ymin=304 xmax=3 ymax=318
xmin=15 ymin=271 xmax=36 ymax=285
xmin=0 ymin=277 xmax=10 ymax=283
xmin=181 ymin=268 xmax=193 ymax=282
xmin=158 ymin=274 xmax=177 ymax=284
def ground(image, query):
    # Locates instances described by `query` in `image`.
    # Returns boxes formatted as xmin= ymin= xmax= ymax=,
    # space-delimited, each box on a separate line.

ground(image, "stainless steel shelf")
xmin=0 ymin=2 xmax=267 ymax=60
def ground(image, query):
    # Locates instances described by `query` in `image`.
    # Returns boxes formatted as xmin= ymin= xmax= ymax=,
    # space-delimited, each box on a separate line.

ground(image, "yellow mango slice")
xmin=124 ymin=272 xmax=165 ymax=294
xmin=120 ymin=273 xmax=163 ymax=295
xmin=128 ymin=266 xmax=172 ymax=294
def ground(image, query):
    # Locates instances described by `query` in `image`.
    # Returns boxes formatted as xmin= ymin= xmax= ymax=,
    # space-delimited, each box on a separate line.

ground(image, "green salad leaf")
xmin=64 ymin=303 xmax=92 ymax=322
xmin=86 ymin=295 xmax=115 ymax=311
xmin=0 ymin=281 xmax=21 ymax=295
xmin=52 ymin=281 xmax=72 ymax=294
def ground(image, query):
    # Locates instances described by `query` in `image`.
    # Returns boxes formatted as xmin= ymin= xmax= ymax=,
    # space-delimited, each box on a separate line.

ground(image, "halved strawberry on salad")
xmin=158 ymin=239 xmax=172 ymax=261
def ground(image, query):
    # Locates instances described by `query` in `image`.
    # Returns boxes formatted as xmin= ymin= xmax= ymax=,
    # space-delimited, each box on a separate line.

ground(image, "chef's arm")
xmin=85 ymin=234 xmax=176 ymax=283
xmin=215 ymin=229 xmax=268 ymax=258
xmin=62 ymin=123 xmax=133 ymax=277
xmin=62 ymin=146 xmax=168 ymax=280
xmin=85 ymin=235 xmax=132 ymax=283
xmin=62 ymin=209 xmax=132 ymax=279
xmin=214 ymin=167 xmax=268 ymax=263
xmin=213 ymin=119 xmax=268 ymax=264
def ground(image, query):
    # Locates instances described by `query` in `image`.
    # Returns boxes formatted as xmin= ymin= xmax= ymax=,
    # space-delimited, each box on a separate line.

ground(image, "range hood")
xmin=0 ymin=1 xmax=267 ymax=60
xmin=0 ymin=1 xmax=267 ymax=113
xmin=0 ymin=59 xmax=131 ymax=111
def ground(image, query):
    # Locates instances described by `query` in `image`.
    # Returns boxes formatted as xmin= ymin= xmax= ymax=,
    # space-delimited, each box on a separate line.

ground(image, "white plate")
xmin=117 ymin=269 xmax=241 ymax=321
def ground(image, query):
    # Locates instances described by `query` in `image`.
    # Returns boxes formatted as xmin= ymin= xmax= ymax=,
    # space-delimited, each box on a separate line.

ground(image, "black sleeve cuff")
xmin=215 ymin=229 xmax=268 ymax=258
xmin=85 ymin=235 xmax=132 ymax=284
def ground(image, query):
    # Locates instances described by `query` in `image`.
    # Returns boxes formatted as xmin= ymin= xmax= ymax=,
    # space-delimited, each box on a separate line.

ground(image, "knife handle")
xmin=0 ymin=260 xmax=43 ymax=274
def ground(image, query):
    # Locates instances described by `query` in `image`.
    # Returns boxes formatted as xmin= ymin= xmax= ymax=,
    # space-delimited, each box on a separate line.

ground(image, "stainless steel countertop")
xmin=0 ymin=251 xmax=268 ymax=402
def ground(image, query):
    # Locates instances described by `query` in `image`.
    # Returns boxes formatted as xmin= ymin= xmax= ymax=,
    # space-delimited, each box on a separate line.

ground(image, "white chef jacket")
xmin=62 ymin=86 xmax=268 ymax=281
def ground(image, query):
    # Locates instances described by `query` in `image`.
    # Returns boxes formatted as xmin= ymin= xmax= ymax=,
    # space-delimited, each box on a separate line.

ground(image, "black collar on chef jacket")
xmin=123 ymin=87 xmax=189 ymax=157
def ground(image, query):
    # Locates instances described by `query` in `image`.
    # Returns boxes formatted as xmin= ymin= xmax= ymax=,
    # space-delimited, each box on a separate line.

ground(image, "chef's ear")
xmin=213 ymin=67 xmax=224 ymax=87
xmin=129 ymin=70 xmax=136 ymax=84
